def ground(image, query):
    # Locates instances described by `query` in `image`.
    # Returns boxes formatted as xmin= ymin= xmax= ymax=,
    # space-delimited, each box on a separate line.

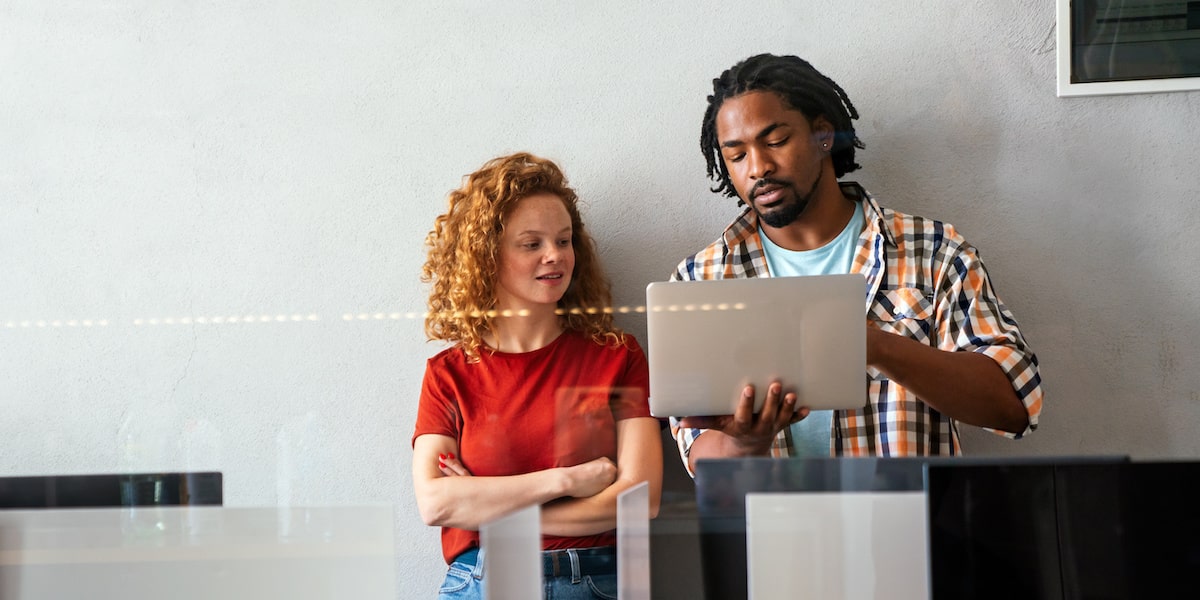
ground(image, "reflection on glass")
xmin=1073 ymin=0 xmax=1200 ymax=82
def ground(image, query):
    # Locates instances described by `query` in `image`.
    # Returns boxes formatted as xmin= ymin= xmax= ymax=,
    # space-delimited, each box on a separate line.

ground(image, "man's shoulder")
xmin=864 ymin=194 xmax=969 ymax=249
xmin=671 ymin=237 xmax=727 ymax=281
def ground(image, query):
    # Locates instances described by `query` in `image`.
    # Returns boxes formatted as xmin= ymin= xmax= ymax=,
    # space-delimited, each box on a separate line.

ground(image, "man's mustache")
xmin=750 ymin=178 xmax=791 ymax=200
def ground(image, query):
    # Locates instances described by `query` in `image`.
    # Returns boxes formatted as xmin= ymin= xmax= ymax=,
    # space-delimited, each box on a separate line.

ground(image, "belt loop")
xmin=473 ymin=547 xmax=485 ymax=580
xmin=567 ymin=548 xmax=582 ymax=584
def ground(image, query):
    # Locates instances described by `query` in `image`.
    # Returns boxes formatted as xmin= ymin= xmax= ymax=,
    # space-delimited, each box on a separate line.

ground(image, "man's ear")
xmin=812 ymin=115 xmax=835 ymax=148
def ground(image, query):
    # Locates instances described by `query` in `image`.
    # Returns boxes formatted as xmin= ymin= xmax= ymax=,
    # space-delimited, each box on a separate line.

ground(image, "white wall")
xmin=3 ymin=0 xmax=1199 ymax=596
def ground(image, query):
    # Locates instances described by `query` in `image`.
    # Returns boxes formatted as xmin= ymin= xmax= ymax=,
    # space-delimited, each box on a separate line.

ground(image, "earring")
xmin=822 ymin=142 xmax=829 ymax=150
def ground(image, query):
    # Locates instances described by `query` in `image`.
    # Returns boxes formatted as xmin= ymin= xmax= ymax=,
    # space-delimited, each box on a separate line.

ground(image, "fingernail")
xmin=438 ymin=460 xmax=446 ymax=468
xmin=439 ymin=453 xmax=446 ymax=460
xmin=448 ymin=452 xmax=456 ymax=459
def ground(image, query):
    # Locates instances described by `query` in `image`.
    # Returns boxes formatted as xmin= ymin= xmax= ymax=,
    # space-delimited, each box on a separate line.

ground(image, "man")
xmin=671 ymin=54 xmax=1043 ymax=474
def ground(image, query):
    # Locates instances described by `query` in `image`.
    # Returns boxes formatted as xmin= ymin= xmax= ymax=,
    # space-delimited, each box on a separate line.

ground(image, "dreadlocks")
xmin=701 ymin=54 xmax=865 ymax=199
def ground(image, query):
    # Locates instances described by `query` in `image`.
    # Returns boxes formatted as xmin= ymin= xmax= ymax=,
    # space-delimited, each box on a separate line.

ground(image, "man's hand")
xmin=678 ymin=382 xmax=809 ymax=457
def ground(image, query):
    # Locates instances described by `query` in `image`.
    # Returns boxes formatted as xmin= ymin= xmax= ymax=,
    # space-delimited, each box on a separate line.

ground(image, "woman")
xmin=412 ymin=152 xmax=662 ymax=599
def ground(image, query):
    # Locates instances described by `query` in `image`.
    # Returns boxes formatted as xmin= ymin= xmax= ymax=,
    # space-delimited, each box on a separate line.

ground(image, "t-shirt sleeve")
xmin=610 ymin=336 xmax=652 ymax=421
xmin=411 ymin=357 xmax=461 ymax=447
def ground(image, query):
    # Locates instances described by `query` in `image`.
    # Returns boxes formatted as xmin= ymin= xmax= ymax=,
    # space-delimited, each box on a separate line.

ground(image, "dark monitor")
xmin=926 ymin=460 xmax=1200 ymax=600
xmin=0 ymin=472 xmax=223 ymax=509
xmin=694 ymin=457 xmax=945 ymax=600
xmin=694 ymin=456 xmax=1127 ymax=600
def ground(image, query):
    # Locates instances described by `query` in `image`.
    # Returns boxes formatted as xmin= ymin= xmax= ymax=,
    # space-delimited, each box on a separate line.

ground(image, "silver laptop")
xmin=645 ymin=274 xmax=866 ymax=417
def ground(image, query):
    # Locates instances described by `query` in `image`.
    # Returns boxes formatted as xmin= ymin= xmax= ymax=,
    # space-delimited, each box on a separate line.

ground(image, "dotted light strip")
xmin=132 ymin=314 xmax=321 ymax=326
xmin=3 ymin=303 xmax=747 ymax=330
xmin=3 ymin=319 xmax=111 ymax=328
xmin=648 ymin=302 xmax=746 ymax=312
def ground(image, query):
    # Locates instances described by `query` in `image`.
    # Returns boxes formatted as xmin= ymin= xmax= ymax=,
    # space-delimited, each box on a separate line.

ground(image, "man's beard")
xmin=750 ymin=170 xmax=822 ymax=228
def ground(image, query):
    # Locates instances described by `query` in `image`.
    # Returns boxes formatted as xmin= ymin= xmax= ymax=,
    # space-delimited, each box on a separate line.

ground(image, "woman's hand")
xmin=559 ymin=456 xmax=617 ymax=498
xmin=438 ymin=452 xmax=472 ymax=477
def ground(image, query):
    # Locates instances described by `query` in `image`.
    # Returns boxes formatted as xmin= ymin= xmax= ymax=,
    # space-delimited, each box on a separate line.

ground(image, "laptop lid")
xmin=645 ymin=274 xmax=866 ymax=417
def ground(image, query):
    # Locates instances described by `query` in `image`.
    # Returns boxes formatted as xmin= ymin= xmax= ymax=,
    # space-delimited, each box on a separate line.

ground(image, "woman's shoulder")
xmin=562 ymin=329 xmax=645 ymax=356
xmin=425 ymin=344 xmax=468 ymax=369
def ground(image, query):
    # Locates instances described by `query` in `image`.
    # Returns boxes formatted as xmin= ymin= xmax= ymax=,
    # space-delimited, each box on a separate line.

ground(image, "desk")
xmin=0 ymin=506 xmax=395 ymax=600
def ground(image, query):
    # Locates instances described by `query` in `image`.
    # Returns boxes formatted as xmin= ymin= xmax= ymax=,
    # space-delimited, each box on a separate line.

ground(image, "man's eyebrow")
xmin=720 ymin=123 xmax=787 ymax=148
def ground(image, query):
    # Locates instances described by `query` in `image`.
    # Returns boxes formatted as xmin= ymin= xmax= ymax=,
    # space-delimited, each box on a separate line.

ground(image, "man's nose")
xmin=747 ymin=148 xmax=775 ymax=181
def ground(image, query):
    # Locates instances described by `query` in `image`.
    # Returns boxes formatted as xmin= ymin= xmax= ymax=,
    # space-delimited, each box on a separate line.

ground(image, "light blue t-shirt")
xmin=759 ymin=204 xmax=864 ymax=456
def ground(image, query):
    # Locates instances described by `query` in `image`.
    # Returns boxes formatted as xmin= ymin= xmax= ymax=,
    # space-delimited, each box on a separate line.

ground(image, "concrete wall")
xmin=3 ymin=1 xmax=1199 ymax=596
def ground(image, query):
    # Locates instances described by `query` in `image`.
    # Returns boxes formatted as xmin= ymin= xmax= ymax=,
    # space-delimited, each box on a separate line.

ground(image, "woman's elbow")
xmin=416 ymin=492 xmax=452 ymax=527
xmin=418 ymin=504 xmax=444 ymax=527
xmin=648 ymin=480 xmax=663 ymax=519
xmin=647 ymin=499 xmax=661 ymax=520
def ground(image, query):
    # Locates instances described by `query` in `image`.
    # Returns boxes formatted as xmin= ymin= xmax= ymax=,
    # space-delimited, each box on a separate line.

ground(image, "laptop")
xmin=645 ymin=274 xmax=866 ymax=417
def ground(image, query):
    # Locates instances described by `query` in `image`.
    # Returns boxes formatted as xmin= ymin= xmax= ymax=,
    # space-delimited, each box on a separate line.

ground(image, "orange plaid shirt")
xmin=670 ymin=183 xmax=1043 ymax=472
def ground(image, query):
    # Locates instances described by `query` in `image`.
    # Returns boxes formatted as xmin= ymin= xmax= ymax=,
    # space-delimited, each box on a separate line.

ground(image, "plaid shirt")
xmin=670 ymin=183 xmax=1043 ymax=472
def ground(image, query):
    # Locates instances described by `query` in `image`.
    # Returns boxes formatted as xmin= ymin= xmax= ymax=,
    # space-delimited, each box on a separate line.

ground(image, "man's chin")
xmin=757 ymin=203 xmax=805 ymax=228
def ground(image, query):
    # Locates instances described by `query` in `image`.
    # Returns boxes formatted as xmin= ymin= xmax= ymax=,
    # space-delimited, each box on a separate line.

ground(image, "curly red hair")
xmin=422 ymin=152 xmax=623 ymax=360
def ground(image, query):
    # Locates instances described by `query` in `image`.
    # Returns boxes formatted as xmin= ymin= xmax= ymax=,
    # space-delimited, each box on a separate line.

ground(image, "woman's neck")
xmin=484 ymin=309 xmax=565 ymax=354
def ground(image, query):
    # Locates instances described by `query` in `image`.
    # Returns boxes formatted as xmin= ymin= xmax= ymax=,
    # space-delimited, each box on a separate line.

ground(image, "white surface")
xmin=0 ymin=506 xmax=395 ymax=600
xmin=646 ymin=275 xmax=866 ymax=416
xmin=481 ymin=504 xmax=541 ymax=600
xmin=3 ymin=2 xmax=1200 ymax=597
xmin=617 ymin=481 xmax=651 ymax=600
xmin=746 ymin=492 xmax=927 ymax=600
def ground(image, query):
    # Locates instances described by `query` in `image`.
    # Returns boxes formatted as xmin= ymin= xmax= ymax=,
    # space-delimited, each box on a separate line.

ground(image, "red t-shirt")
xmin=412 ymin=330 xmax=652 ymax=563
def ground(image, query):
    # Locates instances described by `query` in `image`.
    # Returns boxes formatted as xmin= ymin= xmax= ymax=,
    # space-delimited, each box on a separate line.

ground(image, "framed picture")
xmin=1057 ymin=0 xmax=1200 ymax=96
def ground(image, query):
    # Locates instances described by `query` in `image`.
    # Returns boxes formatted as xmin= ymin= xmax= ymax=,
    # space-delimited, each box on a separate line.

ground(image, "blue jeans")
xmin=437 ymin=548 xmax=486 ymax=599
xmin=438 ymin=547 xmax=618 ymax=600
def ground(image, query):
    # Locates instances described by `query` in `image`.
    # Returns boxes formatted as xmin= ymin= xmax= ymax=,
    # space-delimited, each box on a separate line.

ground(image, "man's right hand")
xmin=678 ymin=382 xmax=809 ymax=458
